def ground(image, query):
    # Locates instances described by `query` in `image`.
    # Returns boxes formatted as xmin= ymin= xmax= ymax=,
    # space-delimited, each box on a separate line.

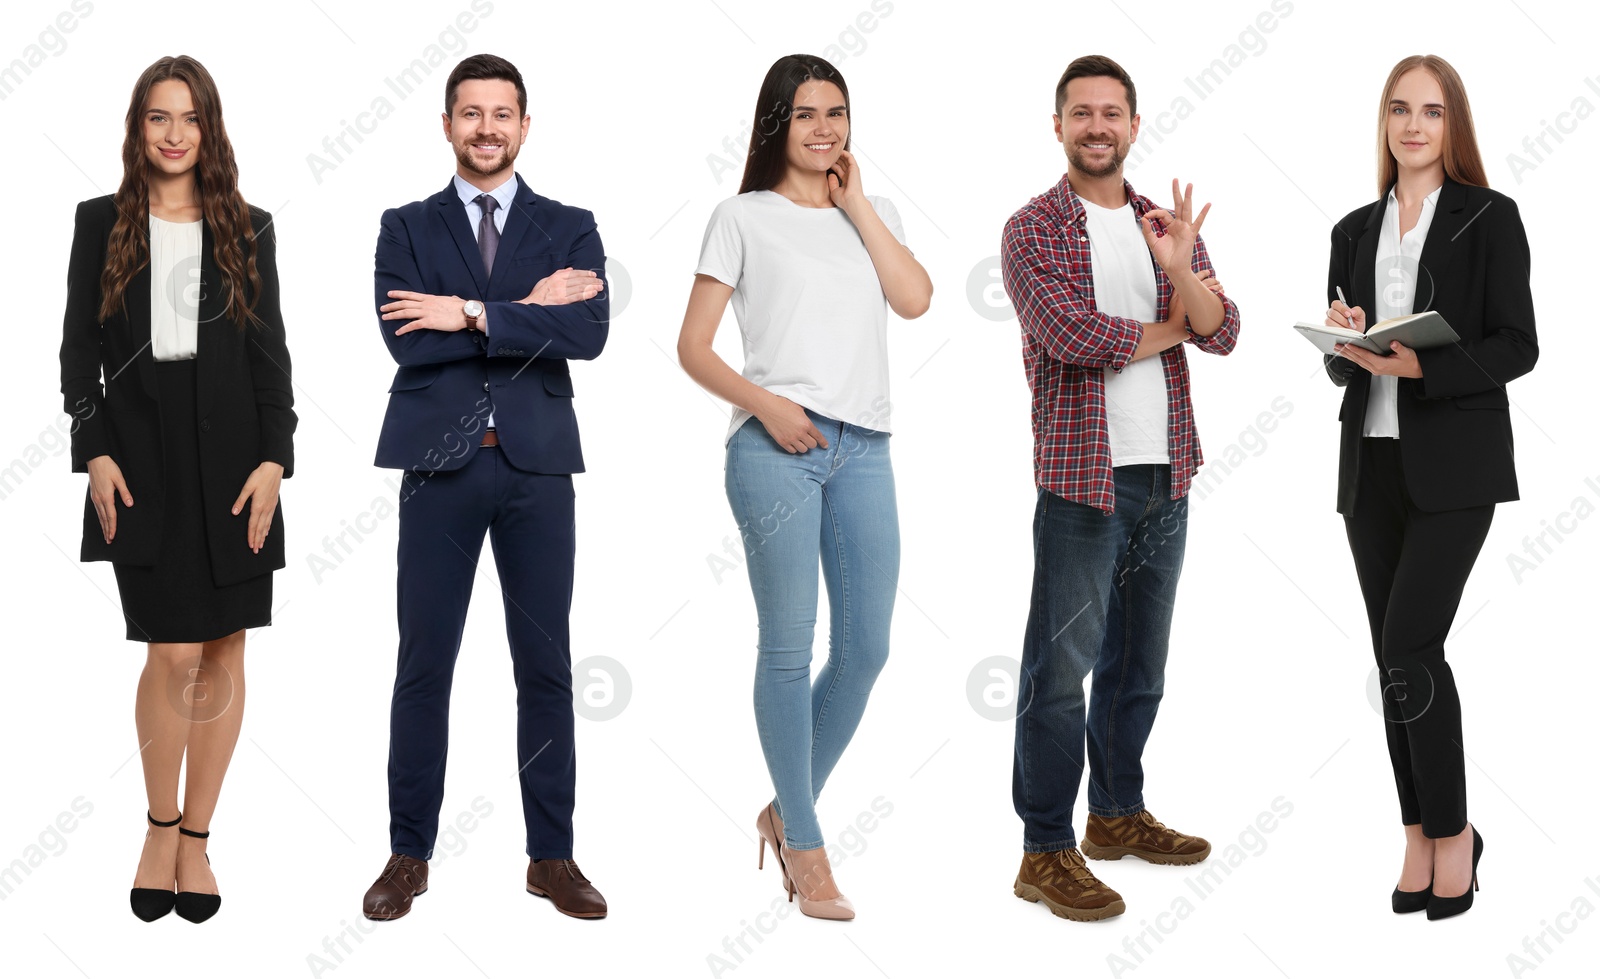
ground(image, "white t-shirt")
xmin=1083 ymin=199 xmax=1168 ymax=465
xmin=150 ymin=214 xmax=203 ymax=362
xmin=695 ymin=190 xmax=908 ymax=442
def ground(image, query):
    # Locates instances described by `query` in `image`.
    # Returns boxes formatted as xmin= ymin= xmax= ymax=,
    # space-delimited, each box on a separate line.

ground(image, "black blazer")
xmin=1324 ymin=178 xmax=1537 ymax=514
xmin=58 ymin=196 xmax=296 ymax=585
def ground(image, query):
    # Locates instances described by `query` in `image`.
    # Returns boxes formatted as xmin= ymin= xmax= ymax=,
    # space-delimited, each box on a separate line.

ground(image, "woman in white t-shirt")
xmin=677 ymin=53 xmax=931 ymax=921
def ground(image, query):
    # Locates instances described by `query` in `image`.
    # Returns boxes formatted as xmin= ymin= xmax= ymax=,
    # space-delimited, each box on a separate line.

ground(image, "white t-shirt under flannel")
xmin=1083 ymin=198 xmax=1168 ymax=466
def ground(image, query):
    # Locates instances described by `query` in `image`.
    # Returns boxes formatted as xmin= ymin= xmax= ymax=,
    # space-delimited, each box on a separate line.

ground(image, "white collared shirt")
xmin=1365 ymin=184 xmax=1441 ymax=438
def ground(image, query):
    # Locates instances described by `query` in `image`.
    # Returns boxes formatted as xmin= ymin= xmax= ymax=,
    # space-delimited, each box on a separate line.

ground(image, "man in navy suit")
xmin=361 ymin=53 xmax=609 ymax=920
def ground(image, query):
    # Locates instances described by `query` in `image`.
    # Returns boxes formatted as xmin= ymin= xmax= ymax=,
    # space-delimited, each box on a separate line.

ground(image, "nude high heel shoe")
xmin=780 ymin=840 xmax=855 ymax=921
xmin=755 ymin=803 xmax=792 ymax=894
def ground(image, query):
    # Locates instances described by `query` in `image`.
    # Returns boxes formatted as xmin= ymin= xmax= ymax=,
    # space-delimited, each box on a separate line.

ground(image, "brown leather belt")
xmin=481 ymin=428 xmax=498 ymax=446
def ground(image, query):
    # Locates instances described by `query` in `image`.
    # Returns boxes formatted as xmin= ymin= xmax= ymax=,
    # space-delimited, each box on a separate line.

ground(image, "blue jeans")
xmin=724 ymin=410 xmax=898 ymax=850
xmin=1013 ymin=466 xmax=1188 ymax=852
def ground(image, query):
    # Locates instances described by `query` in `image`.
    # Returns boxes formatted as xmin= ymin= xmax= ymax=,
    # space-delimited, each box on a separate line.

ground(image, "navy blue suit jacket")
xmin=373 ymin=173 xmax=607 ymax=476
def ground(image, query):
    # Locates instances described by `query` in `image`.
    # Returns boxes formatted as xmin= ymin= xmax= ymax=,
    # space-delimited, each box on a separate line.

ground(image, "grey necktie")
xmin=474 ymin=194 xmax=499 ymax=279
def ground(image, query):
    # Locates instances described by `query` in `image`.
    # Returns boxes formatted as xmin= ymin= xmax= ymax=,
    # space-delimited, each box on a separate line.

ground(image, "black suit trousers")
xmin=1344 ymin=437 xmax=1492 ymax=838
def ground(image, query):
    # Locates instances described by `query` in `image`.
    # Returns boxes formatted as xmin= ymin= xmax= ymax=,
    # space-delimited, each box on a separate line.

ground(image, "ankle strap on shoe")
xmin=178 ymin=825 xmax=210 ymax=839
xmin=148 ymin=810 xmax=182 ymax=827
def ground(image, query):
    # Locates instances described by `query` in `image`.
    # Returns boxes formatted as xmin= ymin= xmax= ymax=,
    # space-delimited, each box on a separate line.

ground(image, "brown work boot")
xmin=362 ymin=853 xmax=428 ymax=920
xmin=1082 ymin=809 xmax=1210 ymax=865
xmin=526 ymin=858 xmax=607 ymax=918
xmin=1013 ymin=848 xmax=1126 ymax=921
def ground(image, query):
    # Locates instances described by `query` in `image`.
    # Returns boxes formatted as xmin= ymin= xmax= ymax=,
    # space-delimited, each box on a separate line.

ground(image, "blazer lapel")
xmin=126 ymin=255 xmax=158 ymax=400
xmin=196 ymin=220 xmax=222 ymax=417
xmin=1412 ymin=178 xmax=1468 ymax=315
xmin=437 ymin=180 xmax=489 ymax=297
xmin=488 ymin=174 xmax=537 ymax=296
xmin=1351 ymin=196 xmax=1385 ymax=316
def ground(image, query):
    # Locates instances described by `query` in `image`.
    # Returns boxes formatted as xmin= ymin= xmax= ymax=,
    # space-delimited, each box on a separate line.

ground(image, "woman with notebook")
xmin=1321 ymin=54 xmax=1537 ymax=921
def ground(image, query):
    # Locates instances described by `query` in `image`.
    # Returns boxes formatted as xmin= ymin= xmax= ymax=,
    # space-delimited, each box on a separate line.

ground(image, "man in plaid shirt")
xmin=1003 ymin=55 xmax=1240 ymax=923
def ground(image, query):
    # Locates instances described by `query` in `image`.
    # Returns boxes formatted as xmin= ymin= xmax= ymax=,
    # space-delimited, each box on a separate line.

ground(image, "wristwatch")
xmin=462 ymin=299 xmax=485 ymax=331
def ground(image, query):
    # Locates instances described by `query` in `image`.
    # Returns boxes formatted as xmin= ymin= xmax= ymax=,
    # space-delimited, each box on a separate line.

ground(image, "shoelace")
xmin=1135 ymin=811 xmax=1183 ymax=843
xmin=378 ymin=855 xmax=419 ymax=884
xmin=1039 ymin=851 xmax=1102 ymax=888
xmin=551 ymin=859 xmax=588 ymax=882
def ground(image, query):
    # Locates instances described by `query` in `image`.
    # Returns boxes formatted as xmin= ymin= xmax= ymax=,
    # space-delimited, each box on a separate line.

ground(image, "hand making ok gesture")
xmin=1139 ymin=178 xmax=1211 ymax=276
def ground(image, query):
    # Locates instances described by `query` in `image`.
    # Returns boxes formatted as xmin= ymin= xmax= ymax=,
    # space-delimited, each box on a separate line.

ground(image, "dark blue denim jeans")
xmin=1013 ymin=465 xmax=1188 ymax=852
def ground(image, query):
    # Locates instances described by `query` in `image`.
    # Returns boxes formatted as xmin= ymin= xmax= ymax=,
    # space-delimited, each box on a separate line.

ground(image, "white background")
xmin=2 ymin=0 xmax=1596 ymax=977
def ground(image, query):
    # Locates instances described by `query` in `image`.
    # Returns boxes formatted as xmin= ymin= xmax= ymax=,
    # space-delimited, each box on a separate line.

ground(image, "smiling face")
xmin=783 ymin=79 xmax=848 ymax=177
xmin=142 ymin=78 xmax=201 ymax=176
xmin=444 ymin=78 xmax=528 ymax=179
xmin=1386 ymin=68 xmax=1446 ymax=178
xmin=1055 ymin=75 xmax=1139 ymax=179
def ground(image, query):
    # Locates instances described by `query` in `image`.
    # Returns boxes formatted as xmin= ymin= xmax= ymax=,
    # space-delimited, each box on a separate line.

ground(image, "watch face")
xmin=464 ymin=300 xmax=484 ymax=318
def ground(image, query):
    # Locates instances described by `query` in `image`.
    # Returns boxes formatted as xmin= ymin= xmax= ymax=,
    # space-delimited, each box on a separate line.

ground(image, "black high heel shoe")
xmin=1392 ymin=881 xmax=1432 ymax=914
xmin=174 ymin=824 xmax=221 ymax=923
xmin=1426 ymin=826 xmax=1482 ymax=921
xmin=130 ymin=811 xmax=181 ymax=921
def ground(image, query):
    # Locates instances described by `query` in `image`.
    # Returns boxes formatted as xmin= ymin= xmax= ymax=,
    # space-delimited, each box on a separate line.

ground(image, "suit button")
xmin=200 ymin=418 xmax=210 ymax=432
xmin=483 ymin=382 xmax=490 ymax=392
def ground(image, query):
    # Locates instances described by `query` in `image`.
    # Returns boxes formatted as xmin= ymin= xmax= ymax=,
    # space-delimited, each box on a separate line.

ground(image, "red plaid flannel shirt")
xmin=1001 ymin=174 xmax=1240 ymax=512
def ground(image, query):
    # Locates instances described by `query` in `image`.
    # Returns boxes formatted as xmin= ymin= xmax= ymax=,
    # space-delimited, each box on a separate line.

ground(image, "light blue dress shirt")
xmin=452 ymin=172 xmax=516 ymax=427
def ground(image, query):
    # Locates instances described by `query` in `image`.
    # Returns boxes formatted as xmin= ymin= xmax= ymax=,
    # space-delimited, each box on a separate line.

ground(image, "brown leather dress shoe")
xmin=526 ymin=859 xmax=607 ymax=918
xmin=1081 ymin=809 xmax=1211 ymax=865
xmin=363 ymin=854 xmax=428 ymax=920
xmin=1014 ymin=848 xmax=1125 ymax=921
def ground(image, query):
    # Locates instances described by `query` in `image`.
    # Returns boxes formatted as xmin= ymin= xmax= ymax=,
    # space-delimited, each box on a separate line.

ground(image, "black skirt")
xmin=112 ymin=359 xmax=272 ymax=643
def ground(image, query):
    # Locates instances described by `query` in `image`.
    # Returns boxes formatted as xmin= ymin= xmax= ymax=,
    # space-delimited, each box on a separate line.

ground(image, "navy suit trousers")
xmin=387 ymin=444 xmax=577 ymax=860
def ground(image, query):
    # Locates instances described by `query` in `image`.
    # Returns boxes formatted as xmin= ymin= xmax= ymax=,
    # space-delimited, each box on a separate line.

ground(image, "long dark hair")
xmin=100 ymin=55 xmax=262 ymax=328
xmin=737 ymin=54 xmax=851 ymax=195
xmin=1375 ymin=55 xmax=1488 ymax=196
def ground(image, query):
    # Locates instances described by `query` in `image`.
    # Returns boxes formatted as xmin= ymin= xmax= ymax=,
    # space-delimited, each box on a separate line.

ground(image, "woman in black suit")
xmin=1323 ymin=54 xmax=1536 ymax=921
xmin=58 ymin=55 xmax=295 ymax=923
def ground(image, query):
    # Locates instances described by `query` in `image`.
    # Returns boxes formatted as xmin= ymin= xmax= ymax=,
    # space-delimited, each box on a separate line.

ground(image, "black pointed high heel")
xmin=1392 ymin=881 xmax=1432 ymax=914
xmin=130 ymin=810 xmax=181 ymax=922
xmin=1426 ymin=826 xmax=1482 ymax=921
xmin=174 ymin=824 xmax=221 ymax=923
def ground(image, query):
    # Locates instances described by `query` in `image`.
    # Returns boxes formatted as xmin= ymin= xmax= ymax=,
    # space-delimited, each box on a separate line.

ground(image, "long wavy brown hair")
xmin=1375 ymin=55 xmax=1489 ymax=196
xmin=100 ymin=55 xmax=262 ymax=328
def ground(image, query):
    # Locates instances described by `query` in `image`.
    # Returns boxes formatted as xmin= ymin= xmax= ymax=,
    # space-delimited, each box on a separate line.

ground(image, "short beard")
xmin=1067 ymin=139 xmax=1125 ymax=179
xmin=456 ymin=141 xmax=513 ymax=177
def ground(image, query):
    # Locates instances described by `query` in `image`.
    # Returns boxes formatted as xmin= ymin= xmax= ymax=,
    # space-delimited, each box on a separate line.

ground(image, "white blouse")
xmin=149 ymin=214 xmax=203 ymax=362
xmin=1365 ymin=185 xmax=1440 ymax=438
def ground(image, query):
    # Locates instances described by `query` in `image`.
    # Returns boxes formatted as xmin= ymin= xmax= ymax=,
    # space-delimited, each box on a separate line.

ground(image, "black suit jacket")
xmin=1324 ymin=178 xmax=1537 ymax=514
xmin=59 ymin=196 xmax=296 ymax=585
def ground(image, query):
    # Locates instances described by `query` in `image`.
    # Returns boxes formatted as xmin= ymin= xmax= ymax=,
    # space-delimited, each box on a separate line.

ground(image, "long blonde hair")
xmin=1375 ymin=55 xmax=1489 ymax=196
